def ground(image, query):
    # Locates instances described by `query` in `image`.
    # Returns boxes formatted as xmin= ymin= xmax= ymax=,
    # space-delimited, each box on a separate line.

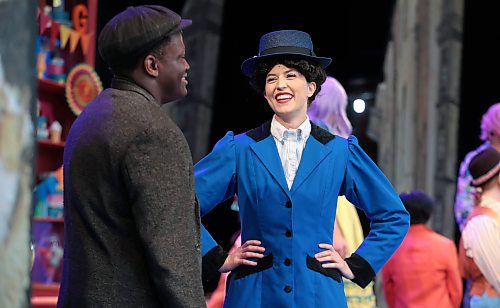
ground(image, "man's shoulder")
xmin=422 ymin=228 xmax=455 ymax=248
xmin=109 ymin=88 xmax=169 ymax=125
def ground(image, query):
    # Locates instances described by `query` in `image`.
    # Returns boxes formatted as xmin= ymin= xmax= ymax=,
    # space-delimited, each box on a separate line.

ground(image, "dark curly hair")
xmin=248 ymin=57 xmax=327 ymax=106
xmin=399 ymin=190 xmax=434 ymax=225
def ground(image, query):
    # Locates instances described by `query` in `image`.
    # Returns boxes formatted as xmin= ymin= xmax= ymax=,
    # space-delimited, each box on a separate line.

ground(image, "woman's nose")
xmin=277 ymin=77 xmax=287 ymax=89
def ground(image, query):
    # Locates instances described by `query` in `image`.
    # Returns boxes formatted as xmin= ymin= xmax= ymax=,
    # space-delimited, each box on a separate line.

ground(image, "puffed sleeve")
xmin=195 ymin=132 xmax=237 ymax=280
xmin=195 ymin=131 xmax=237 ymax=216
xmin=342 ymin=136 xmax=410 ymax=287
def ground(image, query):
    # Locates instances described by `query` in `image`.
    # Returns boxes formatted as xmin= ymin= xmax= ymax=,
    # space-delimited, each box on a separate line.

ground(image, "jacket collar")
xmin=270 ymin=115 xmax=311 ymax=143
xmin=111 ymin=76 xmax=159 ymax=105
xmin=246 ymin=120 xmax=335 ymax=197
xmin=247 ymin=120 xmax=335 ymax=145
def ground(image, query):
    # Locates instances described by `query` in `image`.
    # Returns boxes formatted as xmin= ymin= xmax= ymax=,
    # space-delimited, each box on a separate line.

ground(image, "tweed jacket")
xmin=197 ymin=121 xmax=409 ymax=308
xmin=58 ymin=77 xmax=205 ymax=307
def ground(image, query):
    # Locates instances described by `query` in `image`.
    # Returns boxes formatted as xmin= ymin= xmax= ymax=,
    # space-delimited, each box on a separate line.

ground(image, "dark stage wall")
xmin=459 ymin=0 xmax=500 ymax=161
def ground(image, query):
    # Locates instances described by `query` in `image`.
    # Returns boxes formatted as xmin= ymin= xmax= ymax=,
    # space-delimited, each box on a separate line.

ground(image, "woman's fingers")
xmin=240 ymin=259 xmax=258 ymax=266
xmin=315 ymin=243 xmax=339 ymax=259
xmin=234 ymin=239 xmax=266 ymax=265
xmin=243 ymin=245 xmax=266 ymax=253
xmin=314 ymin=242 xmax=355 ymax=279
xmin=321 ymin=262 xmax=342 ymax=269
xmin=315 ymin=255 xmax=333 ymax=263
xmin=314 ymin=250 xmax=331 ymax=258
xmin=315 ymin=243 xmax=344 ymax=263
xmin=318 ymin=243 xmax=334 ymax=250
xmin=241 ymin=240 xmax=262 ymax=247
xmin=241 ymin=251 xmax=264 ymax=259
xmin=219 ymin=239 xmax=266 ymax=273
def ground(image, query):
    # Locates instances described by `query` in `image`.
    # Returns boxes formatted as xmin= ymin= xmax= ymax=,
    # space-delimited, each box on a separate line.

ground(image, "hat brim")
xmin=472 ymin=162 xmax=500 ymax=186
xmin=179 ymin=19 xmax=192 ymax=30
xmin=241 ymin=53 xmax=332 ymax=77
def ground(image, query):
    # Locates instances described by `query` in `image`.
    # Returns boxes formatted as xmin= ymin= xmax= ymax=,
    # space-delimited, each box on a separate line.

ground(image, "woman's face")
xmin=264 ymin=64 xmax=316 ymax=124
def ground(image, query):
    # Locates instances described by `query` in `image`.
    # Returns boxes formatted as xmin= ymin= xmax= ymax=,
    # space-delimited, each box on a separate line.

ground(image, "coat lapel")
xmin=290 ymin=122 xmax=335 ymax=193
xmin=245 ymin=121 xmax=335 ymax=198
xmin=247 ymin=121 xmax=291 ymax=198
xmin=290 ymin=136 xmax=332 ymax=193
xmin=249 ymin=136 xmax=291 ymax=199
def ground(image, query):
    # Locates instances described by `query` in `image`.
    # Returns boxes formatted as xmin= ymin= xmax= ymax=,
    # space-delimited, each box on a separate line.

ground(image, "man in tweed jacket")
xmin=57 ymin=6 xmax=205 ymax=307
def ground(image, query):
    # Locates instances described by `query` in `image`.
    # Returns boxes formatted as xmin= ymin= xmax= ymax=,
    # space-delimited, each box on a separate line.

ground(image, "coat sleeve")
xmin=445 ymin=240 xmax=463 ymax=308
xmin=122 ymin=125 xmax=205 ymax=307
xmin=195 ymin=132 xmax=237 ymax=279
xmin=342 ymin=135 xmax=410 ymax=287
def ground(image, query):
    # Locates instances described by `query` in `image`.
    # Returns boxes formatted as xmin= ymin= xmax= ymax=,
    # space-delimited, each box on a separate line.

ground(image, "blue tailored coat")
xmin=196 ymin=121 xmax=410 ymax=308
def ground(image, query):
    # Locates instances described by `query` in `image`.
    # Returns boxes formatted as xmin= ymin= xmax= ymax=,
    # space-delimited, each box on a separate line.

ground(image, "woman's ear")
xmin=307 ymin=82 xmax=317 ymax=98
xmin=144 ymin=54 xmax=159 ymax=77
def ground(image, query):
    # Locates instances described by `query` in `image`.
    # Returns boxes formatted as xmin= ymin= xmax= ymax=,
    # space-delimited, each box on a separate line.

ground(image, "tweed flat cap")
xmin=98 ymin=5 xmax=192 ymax=69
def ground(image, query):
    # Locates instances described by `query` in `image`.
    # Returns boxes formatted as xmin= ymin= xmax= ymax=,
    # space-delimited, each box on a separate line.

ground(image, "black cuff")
xmin=344 ymin=253 xmax=375 ymax=288
xmin=202 ymin=246 xmax=228 ymax=283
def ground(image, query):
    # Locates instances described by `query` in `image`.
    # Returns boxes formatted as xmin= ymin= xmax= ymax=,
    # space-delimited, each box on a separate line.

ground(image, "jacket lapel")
xmin=290 ymin=136 xmax=332 ymax=193
xmin=290 ymin=122 xmax=335 ymax=193
xmin=249 ymin=136 xmax=291 ymax=199
xmin=245 ymin=121 xmax=335 ymax=198
xmin=247 ymin=122 xmax=291 ymax=198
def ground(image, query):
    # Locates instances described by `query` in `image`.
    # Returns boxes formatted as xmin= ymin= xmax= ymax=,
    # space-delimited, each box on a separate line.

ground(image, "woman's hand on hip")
xmin=315 ymin=243 xmax=354 ymax=279
xmin=219 ymin=240 xmax=265 ymax=273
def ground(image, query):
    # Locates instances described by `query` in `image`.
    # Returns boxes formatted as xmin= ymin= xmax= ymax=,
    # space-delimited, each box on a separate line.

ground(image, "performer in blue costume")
xmin=198 ymin=29 xmax=409 ymax=307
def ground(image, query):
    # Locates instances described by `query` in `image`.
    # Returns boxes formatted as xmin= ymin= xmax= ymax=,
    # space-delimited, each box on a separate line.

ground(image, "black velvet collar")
xmin=246 ymin=120 xmax=334 ymax=145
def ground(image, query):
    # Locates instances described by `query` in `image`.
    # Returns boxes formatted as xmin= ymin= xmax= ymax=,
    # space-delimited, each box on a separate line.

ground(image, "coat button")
xmin=284 ymin=258 xmax=291 ymax=266
xmin=285 ymin=230 xmax=292 ymax=237
xmin=284 ymin=285 xmax=292 ymax=293
xmin=285 ymin=201 xmax=292 ymax=208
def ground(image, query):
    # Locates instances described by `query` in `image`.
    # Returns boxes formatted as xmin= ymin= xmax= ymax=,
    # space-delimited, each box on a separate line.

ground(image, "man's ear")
xmin=144 ymin=54 xmax=159 ymax=77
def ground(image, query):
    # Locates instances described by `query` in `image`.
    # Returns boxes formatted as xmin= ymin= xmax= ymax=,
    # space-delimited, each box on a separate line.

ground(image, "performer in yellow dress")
xmin=309 ymin=76 xmax=376 ymax=307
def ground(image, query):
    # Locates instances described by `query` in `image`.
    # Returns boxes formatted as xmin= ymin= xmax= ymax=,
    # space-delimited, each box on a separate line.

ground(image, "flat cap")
xmin=98 ymin=5 xmax=192 ymax=69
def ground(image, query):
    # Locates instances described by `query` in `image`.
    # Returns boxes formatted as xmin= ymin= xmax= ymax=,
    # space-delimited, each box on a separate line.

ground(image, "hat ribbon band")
xmin=260 ymin=46 xmax=315 ymax=57
xmin=472 ymin=162 xmax=500 ymax=186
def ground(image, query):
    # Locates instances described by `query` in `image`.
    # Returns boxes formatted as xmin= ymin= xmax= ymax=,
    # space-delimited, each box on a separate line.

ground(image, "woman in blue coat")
xmin=197 ymin=29 xmax=410 ymax=307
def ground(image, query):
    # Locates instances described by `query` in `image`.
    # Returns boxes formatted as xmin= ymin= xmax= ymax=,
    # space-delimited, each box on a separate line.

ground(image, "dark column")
xmin=163 ymin=0 xmax=226 ymax=162
xmin=0 ymin=0 xmax=37 ymax=306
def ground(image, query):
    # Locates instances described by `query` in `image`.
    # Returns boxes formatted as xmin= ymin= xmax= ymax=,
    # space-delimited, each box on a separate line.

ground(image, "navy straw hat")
xmin=241 ymin=30 xmax=332 ymax=77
